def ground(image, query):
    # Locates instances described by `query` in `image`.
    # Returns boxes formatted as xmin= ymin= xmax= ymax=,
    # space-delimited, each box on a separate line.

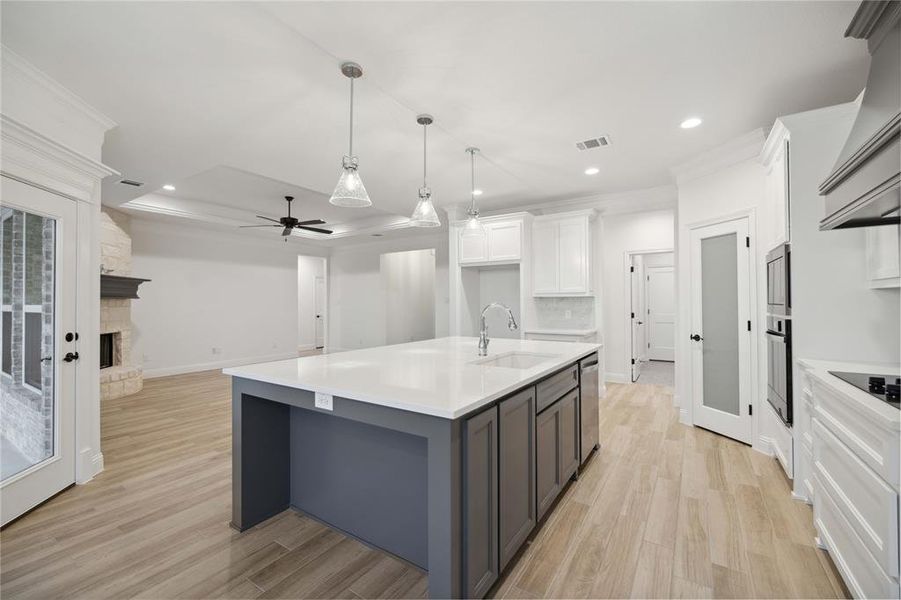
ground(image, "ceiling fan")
xmin=240 ymin=196 xmax=333 ymax=238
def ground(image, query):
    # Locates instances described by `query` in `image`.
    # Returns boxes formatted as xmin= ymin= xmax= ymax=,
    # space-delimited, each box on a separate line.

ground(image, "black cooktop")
xmin=828 ymin=371 xmax=901 ymax=409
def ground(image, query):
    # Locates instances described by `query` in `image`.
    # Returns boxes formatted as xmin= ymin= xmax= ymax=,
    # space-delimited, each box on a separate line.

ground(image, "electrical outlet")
xmin=314 ymin=392 xmax=333 ymax=411
xmin=564 ymin=310 xmax=572 ymax=319
xmin=211 ymin=347 xmax=221 ymax=355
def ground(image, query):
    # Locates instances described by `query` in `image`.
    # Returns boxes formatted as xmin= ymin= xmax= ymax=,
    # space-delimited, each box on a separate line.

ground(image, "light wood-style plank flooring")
xmin=0 ymin=371 xmax=848 ymax=599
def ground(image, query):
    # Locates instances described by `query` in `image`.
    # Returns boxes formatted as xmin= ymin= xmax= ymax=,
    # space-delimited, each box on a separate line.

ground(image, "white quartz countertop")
xmin=223 ymin=336 xmax=601 ymax=419
xmin=522 ymin=328 xmax=597 ymax=336
xmin=799 ymin=358 xmax=900 ymax=425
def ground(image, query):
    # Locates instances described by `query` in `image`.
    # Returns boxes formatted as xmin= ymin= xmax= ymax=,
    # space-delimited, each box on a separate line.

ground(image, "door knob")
xmin=690 ymin=334 xmax=703 ymax=342
xmin=63 ymin=352 xmax=79 ymax=362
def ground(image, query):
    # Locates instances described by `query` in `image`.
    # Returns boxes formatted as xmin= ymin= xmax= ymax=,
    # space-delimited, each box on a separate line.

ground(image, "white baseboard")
xmin=679 ymin=407 xmax=690 ymax=425
xmin=605 ymin=372 xmax=628 ymax=384
xmin=143 ymin=352 xmax=298 ymax=379
xmin=297 ymin=343 xmax=317 ymax=352
xmin=76 ymin=449 xmax=103 ymax=484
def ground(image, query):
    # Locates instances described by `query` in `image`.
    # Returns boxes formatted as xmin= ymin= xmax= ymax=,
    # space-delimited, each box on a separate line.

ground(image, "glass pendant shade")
xmin=461 ymin=211 xmax=486 ymax=238
xmin=329 ymin=156 xmax=371 ymax=208
xmin=410 ymin=187 xmax=441 ymax=227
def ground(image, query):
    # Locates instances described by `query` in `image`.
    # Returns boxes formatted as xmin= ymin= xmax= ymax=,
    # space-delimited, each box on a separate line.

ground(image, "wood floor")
xmin=0 ymin=372 xmax=848 ymax=599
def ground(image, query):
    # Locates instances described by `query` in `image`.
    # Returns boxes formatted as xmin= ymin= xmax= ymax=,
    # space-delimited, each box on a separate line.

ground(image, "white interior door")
xmin=690 ymin=217 xmax=753 ymax=444
xmin=314 ymin=276 xmax=325 ymax=349
xmin=630 ymin=257 xmax=642 ymax=382
xmin=1 ymin=176 xmax=77 ymax=525
xmin=647 ymin=266 xmax=675 ymax=361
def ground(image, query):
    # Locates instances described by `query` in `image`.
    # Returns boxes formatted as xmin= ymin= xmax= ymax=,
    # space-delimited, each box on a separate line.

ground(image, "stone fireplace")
xmin=99 ymin=209 xmax=143 ymax=401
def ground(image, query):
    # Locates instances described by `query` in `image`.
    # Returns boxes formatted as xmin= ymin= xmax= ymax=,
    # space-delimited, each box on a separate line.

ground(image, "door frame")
xmin=684 ymin=209 xmax=760 ymax=446
xmin=623 ymin=248 xmax=674 ymax=384
xmin=297 ymin=255 xmax=328 ymax=354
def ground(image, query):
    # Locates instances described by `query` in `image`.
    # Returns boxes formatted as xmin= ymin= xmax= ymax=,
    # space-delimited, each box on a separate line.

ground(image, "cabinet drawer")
xmin=813 ymin=418 xmax=899 ymax=577
xmin=814 ymin=474 xmax=900 ymax=600
xmin=812 ymin=378 xmax=900 ymax=489
xmin=536 ymin=364 xmax=578 ymax=413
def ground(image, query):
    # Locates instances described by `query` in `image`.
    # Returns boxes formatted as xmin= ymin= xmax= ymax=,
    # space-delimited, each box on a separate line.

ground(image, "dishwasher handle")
xmin=581 ymin=362 xmax=599 ymax=373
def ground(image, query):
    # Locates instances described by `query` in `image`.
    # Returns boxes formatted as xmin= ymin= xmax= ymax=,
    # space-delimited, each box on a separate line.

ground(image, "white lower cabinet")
xmin=802 ymin=361 xmax=901 ymax=599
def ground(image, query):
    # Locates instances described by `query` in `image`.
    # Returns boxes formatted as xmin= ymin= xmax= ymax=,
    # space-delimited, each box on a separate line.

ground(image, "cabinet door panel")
xmin=488 ymin=221 xmax=522 ymax=262
xmin=499 ymin=388 xmax=536 ymax=570
xmin=558 ymin=389 xmax=580 ymax=481
xmin=532 ymin=222 xmax=558 ymax=293
xmin=460 ymin=229 xmax=488 ymax=264
xmin=536 ymin=405 xmax=560 ymax=521
xmin=464 ymin=406 xmax=499 ymax=598
xmin=558 ymin=219 xmax=588 ymax=293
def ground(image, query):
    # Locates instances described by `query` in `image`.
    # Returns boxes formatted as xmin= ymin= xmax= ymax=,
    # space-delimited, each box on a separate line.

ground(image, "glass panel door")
xmin=700 ymin=232 xmax=740 ymax=415
xmin=1 ymin=209 xmax=55 ymax=481
xmin=1 ymin=176 xmax=77 ymax=526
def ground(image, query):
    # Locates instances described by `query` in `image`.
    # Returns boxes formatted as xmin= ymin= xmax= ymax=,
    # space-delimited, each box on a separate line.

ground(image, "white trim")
xmin=471 ymin=185 xmax=677 ymax=219
xmin=605 ymin=371 xmax=629 ymax=384
xmin=143 ymin=352 xmax=299 ymax=379
xmin=671 ymin=129 xmax=766 ymax=185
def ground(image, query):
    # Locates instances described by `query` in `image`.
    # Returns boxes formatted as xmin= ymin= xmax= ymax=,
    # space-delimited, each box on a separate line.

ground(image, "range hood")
xmin=819 ymin=1 xmax=900 ymax=230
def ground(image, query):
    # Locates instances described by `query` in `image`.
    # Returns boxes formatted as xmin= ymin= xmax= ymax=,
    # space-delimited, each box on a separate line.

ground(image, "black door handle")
xmin=690 ymin=334 xmax=703 ymax=342
xmin=63 ymin=352 xmax=79 ymax=362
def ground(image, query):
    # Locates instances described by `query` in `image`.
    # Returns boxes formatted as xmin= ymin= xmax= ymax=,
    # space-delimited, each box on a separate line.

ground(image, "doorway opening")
xmin=297 ymin=255 xmax=327 ymax=354
xmin=626 ymin=249 xmax=675 ymax=386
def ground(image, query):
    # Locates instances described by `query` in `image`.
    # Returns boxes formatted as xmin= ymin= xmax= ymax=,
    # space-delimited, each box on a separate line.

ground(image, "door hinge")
xmin=631 ymin=358 xmax=636 ymax=365
xmin=647 ymin=275 xmax=650 ymax=281
xmin=630 ymin=266 xmax=634 ymax=272
xmin=749 ymin=404 xmax=753 ymax=416
xmin=631 ymin=312 xmax=635 ymax=318
xmin=648 ymin=343 xmax=650 ymax=348
xmin=747 ymin=320 xmax=752 ymax=331
xmin=746 ymin=236 xmax=750 ymax=248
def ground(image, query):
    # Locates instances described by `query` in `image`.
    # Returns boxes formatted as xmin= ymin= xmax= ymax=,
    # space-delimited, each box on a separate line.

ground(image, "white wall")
xmin=297 ymin=255 xmax=326 ymax=350
xmin=600 ymin=209 xmax=675 ymax=382
xmin=131 ymin=218 xmax=325 ymax=377
xmin=329 ymin=233 xmax=449 ymax=352
xmin=478 ymin=265 xmax=521 ymax=340
xmin=382 ymin=249 xmax=436 ymax=345
xmin=675 ymin=133 xmax=768 ymax=450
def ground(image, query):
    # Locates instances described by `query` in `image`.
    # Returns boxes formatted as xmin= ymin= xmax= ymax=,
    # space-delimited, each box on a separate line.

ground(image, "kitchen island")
xmin=224 ymin=336 xmax=601 ymax=599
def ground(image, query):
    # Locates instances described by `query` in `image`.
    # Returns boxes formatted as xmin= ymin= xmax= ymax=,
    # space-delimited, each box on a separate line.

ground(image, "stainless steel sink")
xmin=471 ymin=352 xmax=558 ymax=370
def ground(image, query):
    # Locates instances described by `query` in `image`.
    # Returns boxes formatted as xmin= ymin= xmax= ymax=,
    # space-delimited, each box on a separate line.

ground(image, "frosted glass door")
xmin=690 ymin=217 xmax=752 ymax=444
xmin=1 ymin=176 xmax=77 ymax=526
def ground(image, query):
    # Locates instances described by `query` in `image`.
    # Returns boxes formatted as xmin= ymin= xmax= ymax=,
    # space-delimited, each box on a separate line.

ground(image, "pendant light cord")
xmin=349 ymin=77 xmax=354 ymax=157
xmin=423 ymin=122 xmax=427 ymax=188
xmin=470 ymin=150 xmax=476 ymax=213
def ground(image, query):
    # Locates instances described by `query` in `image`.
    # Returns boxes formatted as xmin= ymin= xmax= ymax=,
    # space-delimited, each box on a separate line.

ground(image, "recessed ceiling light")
xmin=584 ymin=167 xmax=600 ymax=175
xmin=472 ymin=189 xmax=483 ymax=196
xmin=680 ymin=117 xmax=702 ymax=129
xmin=162 ymin=184 xmax=176 ymax=191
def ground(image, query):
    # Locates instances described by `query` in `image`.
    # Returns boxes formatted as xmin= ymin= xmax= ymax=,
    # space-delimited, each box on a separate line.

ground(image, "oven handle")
xmin=765 ymin=330 xmax=786 ymax=342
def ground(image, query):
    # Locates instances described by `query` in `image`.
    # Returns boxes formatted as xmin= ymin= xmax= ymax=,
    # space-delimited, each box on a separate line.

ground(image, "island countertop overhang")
xmin=223 ymin=336 xmax=601 ymax=419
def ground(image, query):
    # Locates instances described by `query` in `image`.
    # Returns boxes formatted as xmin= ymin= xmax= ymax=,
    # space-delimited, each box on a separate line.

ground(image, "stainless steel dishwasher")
xmin=579 ymin=353 xmax=600 ymax=464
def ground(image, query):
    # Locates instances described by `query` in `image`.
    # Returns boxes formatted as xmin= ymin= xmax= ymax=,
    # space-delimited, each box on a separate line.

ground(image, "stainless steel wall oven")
xmin=766 ymin=243 xmax=792 ymax=425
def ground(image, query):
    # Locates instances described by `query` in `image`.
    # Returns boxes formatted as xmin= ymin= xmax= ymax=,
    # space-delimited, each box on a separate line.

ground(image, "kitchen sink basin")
xmin=471 ymin=352 xmax=558 ymax=370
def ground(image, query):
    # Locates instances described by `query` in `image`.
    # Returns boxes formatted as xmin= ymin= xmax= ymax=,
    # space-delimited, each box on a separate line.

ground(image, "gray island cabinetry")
xmin=225 ymin=337 xmax=601 ymax=599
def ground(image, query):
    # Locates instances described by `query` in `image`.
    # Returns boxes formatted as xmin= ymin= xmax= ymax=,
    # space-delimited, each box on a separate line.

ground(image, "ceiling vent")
xmin=575 ymin=135 xmax=611 ymax=151
xmin=119 ymin=179 xmax=144 ymax=187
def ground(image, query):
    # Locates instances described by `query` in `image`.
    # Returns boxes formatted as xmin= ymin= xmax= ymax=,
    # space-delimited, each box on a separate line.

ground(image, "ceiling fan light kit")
xmin=329 ymin=61 xmax=372 ymax=208
xmin=461 ymin=146 xmax=486 ymax=239
xmin=409 ymin=113 xmax=441 ymax=228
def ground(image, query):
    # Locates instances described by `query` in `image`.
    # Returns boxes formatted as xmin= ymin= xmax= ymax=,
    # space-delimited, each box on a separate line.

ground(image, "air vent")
xmin=575 ymin=135 xmax=611 ymax=151
xmin=119 ymin=179 xmax=144 ymax=187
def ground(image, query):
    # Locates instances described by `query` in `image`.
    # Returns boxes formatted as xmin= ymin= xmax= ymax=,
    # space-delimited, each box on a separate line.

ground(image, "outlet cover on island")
xmin=315 ymin=392 xmax=333 ymax=411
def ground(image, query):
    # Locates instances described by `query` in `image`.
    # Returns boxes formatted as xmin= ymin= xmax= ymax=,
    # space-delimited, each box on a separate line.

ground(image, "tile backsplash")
xmin=533 ymin=297 xmax=595 ymax=329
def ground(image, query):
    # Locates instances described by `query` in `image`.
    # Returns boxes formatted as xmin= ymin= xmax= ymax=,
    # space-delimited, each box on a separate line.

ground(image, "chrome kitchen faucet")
xmin=478 ymin=302 xmax=518 ymax=356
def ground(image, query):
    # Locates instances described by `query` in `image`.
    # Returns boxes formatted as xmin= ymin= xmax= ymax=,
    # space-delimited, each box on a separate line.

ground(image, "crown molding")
xmin=2 ymin=45 xmax=116 ymax=131
xmin=671 ymin=129 xmax=766 ymax=185
xmin=468 ymin=185 xmax=676 ymax=219
xmin=845 ymin=0 xmax=901 ymax=53
xmin=1 ymin=114 xmax=119 ymax=203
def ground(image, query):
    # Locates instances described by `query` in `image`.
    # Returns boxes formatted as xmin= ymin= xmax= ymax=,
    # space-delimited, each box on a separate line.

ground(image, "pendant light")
xmin=409 ymin=114 xmax=441 ymax=227
xmin=329 ymin=62 xmax=372 ymax=208
xmin=461 ymin=147 xmax=486 ymax=238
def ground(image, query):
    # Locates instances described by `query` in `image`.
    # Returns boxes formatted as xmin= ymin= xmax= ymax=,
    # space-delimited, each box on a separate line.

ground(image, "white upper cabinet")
xmin=458 ymin=217 xmax=522 ymax=266
xmin=532 ymin=211 xmax=594 ymax=296
xmin=865 ymin=219 xmax=900 ymax=289
xmin=761 ymin=123 xmax=790 ymax=250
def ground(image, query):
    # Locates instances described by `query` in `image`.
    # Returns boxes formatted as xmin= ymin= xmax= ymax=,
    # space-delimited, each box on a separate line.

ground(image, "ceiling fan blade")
xmin=256 ymin=215 xmax=282 ymax=224
xmin=296 ymin=225 xmax=333 ymax=235
xmin=282 ymin=227 xmax=292 ymax=236
xmin=240 ymin=224 xmax=280 ymax=228
xmin=296 ymin=219 xmax=326 ymax=226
